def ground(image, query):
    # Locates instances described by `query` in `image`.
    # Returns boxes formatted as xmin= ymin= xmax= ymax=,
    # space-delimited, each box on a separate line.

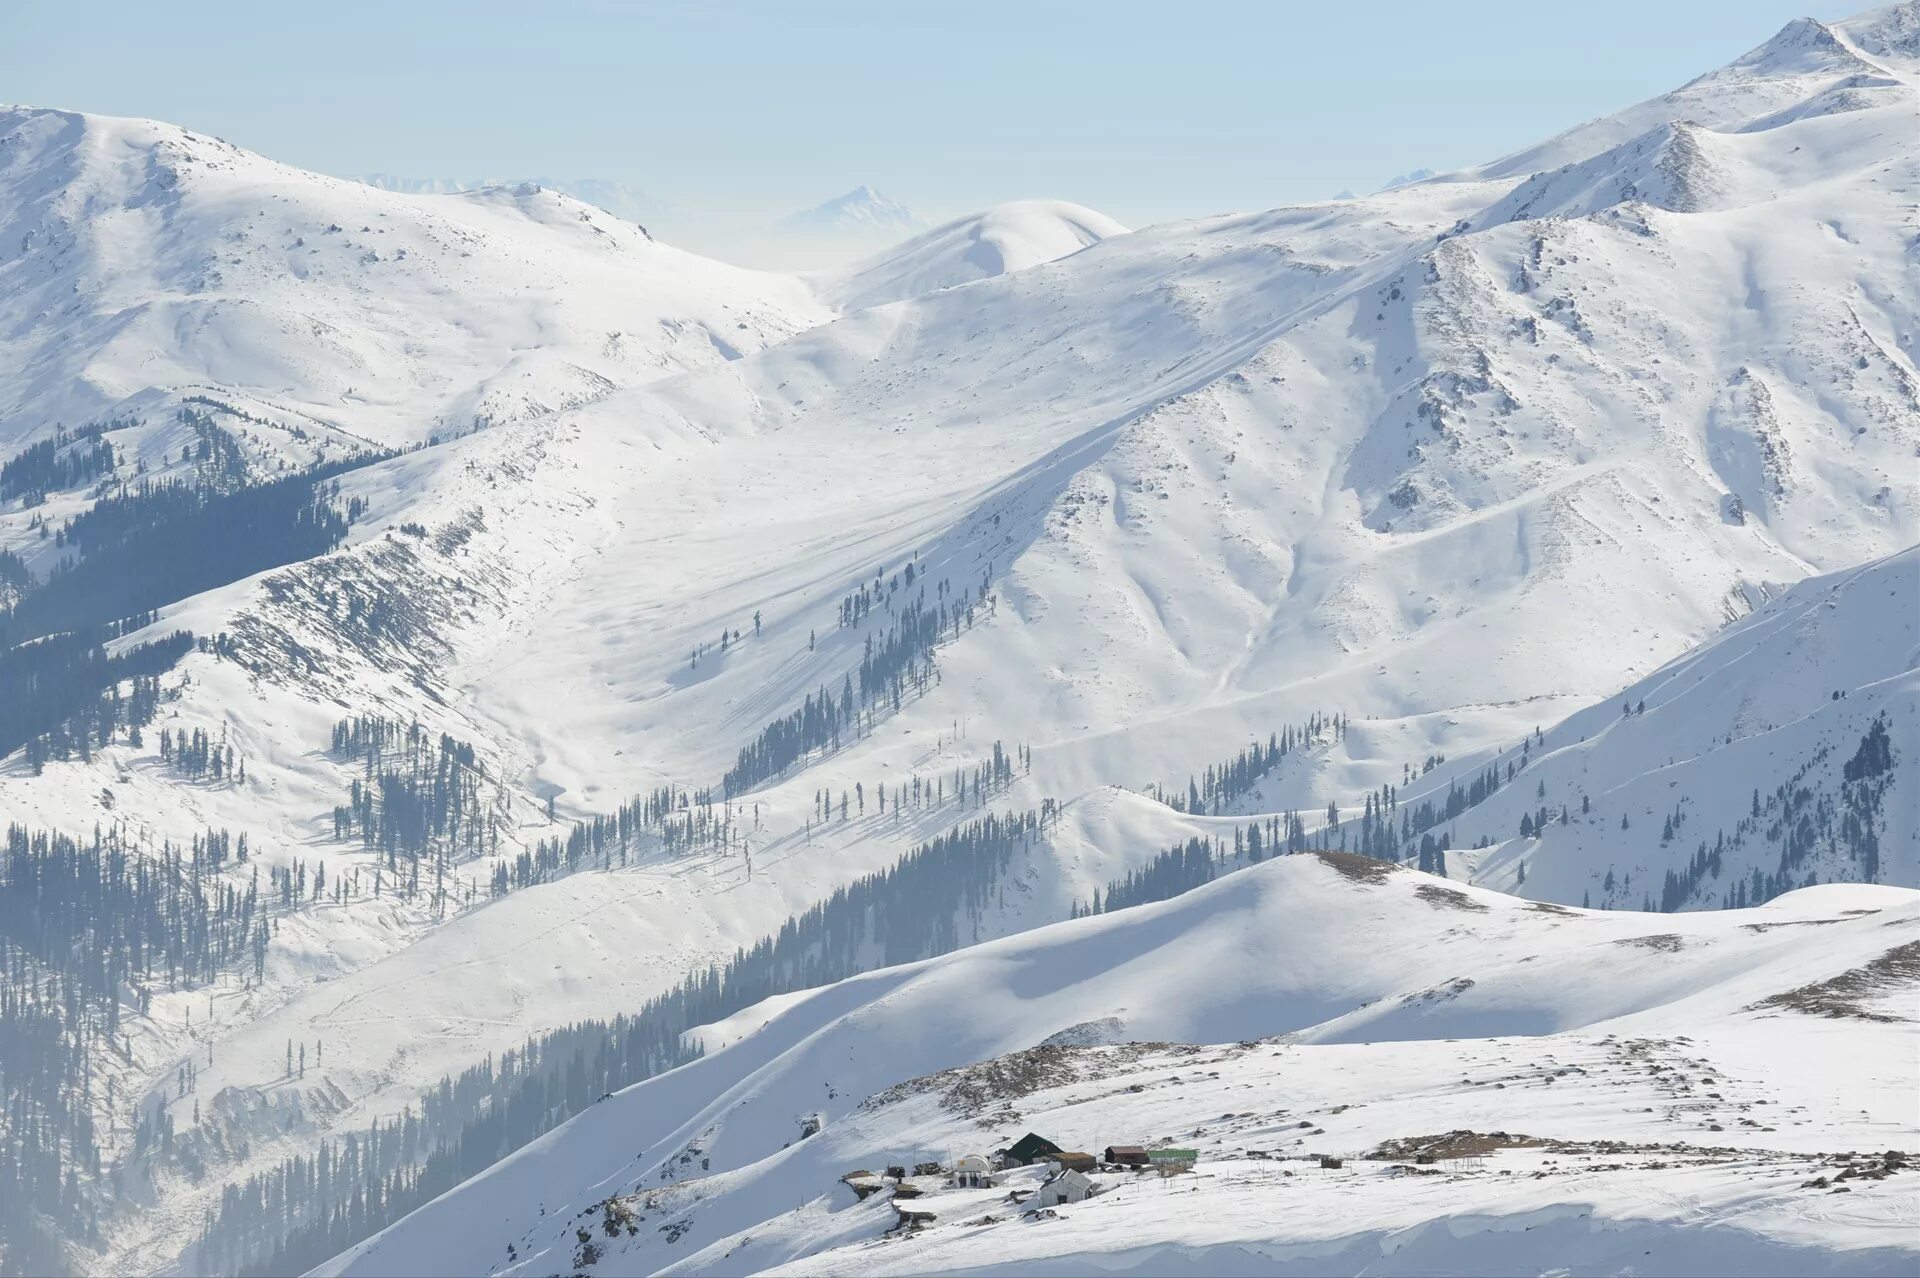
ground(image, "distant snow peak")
xmin=1378 ymin=167 xmax=1437 ymax=191
xmin=773 ymin=184 xmax=923 ymax=237
xmin=754 ymin=185 xmax=931 ymax=268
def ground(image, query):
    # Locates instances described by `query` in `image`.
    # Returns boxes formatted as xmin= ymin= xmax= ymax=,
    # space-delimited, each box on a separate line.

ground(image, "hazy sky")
xmin=2 ymin=0 xmax=1864 ymax=254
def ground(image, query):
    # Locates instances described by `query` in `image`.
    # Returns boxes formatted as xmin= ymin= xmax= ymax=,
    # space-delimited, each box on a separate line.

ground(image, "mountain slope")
xmin=1426 ymin=547 xmax=1917 ymax=910
xmin=406 ymin=0 xmax=1915 ymax=832
xmin=322 ymin=855 xmax=1920 ymax=1277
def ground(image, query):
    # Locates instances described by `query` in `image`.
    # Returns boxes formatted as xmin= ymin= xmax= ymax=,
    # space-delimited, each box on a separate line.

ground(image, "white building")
xmin=1036 ymin=1167 xmax=1094 ymax=1207
xmin=949 ymin=1154 xmax=994 ymax=1189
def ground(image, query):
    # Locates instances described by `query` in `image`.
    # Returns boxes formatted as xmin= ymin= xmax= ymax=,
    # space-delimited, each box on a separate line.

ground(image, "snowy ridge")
xmin=323 ymin=855 xmax=1920 ymax=1276
xmin=1462 ymin=2 xmax=1918 ymax=181
xmin=0 ymin=104 xmax=825 ymax=468
xmin=356 ymin=174 xmax=668 ymax=226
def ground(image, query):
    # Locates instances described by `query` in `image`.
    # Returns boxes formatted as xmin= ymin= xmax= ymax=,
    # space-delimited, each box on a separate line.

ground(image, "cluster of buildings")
xmin=844 ymin=1131 xmax=1201 ymax=1226
xmin=990 ymin=1131 xmax=1199 ymax=1202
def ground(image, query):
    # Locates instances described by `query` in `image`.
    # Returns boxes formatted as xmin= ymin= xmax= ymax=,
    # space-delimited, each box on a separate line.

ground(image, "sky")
xmin=1 ymin=0 xmax=1868 ymax=261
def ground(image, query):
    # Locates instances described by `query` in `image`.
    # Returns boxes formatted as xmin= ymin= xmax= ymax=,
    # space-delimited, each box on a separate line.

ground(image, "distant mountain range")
xmin=1377 ymin=165 xmax=1437 ymax=190
xmin=352 ymin=176 xmax=929 ymax=265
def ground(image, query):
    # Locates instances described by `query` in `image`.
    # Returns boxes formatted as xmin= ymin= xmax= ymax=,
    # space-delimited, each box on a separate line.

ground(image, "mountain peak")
xmin=773 ymin=184 xmax=922 ymax=236
xmin=1719 ymin=14 xmax=1853 ymax=78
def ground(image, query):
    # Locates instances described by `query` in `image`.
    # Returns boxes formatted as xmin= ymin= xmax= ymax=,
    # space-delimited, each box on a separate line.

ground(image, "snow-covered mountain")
xmin=758 ymin=184 xmax=928 ymax=264
xmin=772 ymin=184 xmax=923 ymax=238
xmin=0 ymin=105 xmax=826 ymax=477
xmin=2 ymin=4 xmax=1917 ymax=1275
xmin=821 ymin=200 xmax=1128 ymax=311
xmin=324 ymin=854 xmax=1920 ymax=1276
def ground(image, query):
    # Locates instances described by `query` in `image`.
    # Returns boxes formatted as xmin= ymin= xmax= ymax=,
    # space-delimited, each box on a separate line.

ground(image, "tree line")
xmin=329 ymin=717 xmax=501 ymax=917
xmin=0 ymin=425 xmax=115 ymax=506
xmin=0 ymin=821 xmax=271 ymax=1270
xmin=194 ymin=806 xmax=1058 ymax=1275
xmin=722 ymin=568 xmax=988 ymax=798
xmin=1 ymin=446 xmax=384 ymax=780
xmin=1150 ymin=713 xmax=1346 ymax=815
xmin=1652 ymin=714 xmax=1898 ymax=912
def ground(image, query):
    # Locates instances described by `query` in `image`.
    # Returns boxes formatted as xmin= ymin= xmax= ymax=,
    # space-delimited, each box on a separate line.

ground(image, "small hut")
xmin=1148 ymin=1148 xmax=1198 ymax=1175
xmin=1036 ymin=1167 xmax=1095 ymax=1208
xmin=1053 ymin=1151 xmax=1097 ymax=1173
xmin=1103 ymin=1145 xmax=1149 ymax=1168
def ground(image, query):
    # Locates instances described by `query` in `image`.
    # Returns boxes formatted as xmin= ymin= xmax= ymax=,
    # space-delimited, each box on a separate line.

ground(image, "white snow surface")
xmin=3 ymin=5 xmax=1919 ymax=1274
xmin=323 ymin=854 xmax=1920 ymax=1277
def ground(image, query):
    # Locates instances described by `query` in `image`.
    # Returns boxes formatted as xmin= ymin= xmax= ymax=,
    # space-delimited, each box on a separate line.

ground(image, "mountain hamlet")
xmin=0 ymin=4 xmax=1916 ymax=1276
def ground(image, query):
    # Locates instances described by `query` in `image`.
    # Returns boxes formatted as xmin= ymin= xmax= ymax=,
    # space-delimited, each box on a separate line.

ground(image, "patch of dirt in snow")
xmin=1366 ymin=1130 xmax=1552 ymax=1160
xmin=1314 ymin=851 xmax=1401 ymax=885
xmin=865 ymin=1042 xmax=1170 ymax=1118
xmin=1615 ymin=933 xmax=1687 ymax=951
xmin=1747 ymin=940 xmax=1920 ymax=1023
xmin=1414 ymin=882 xmax=1490 ymax=912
